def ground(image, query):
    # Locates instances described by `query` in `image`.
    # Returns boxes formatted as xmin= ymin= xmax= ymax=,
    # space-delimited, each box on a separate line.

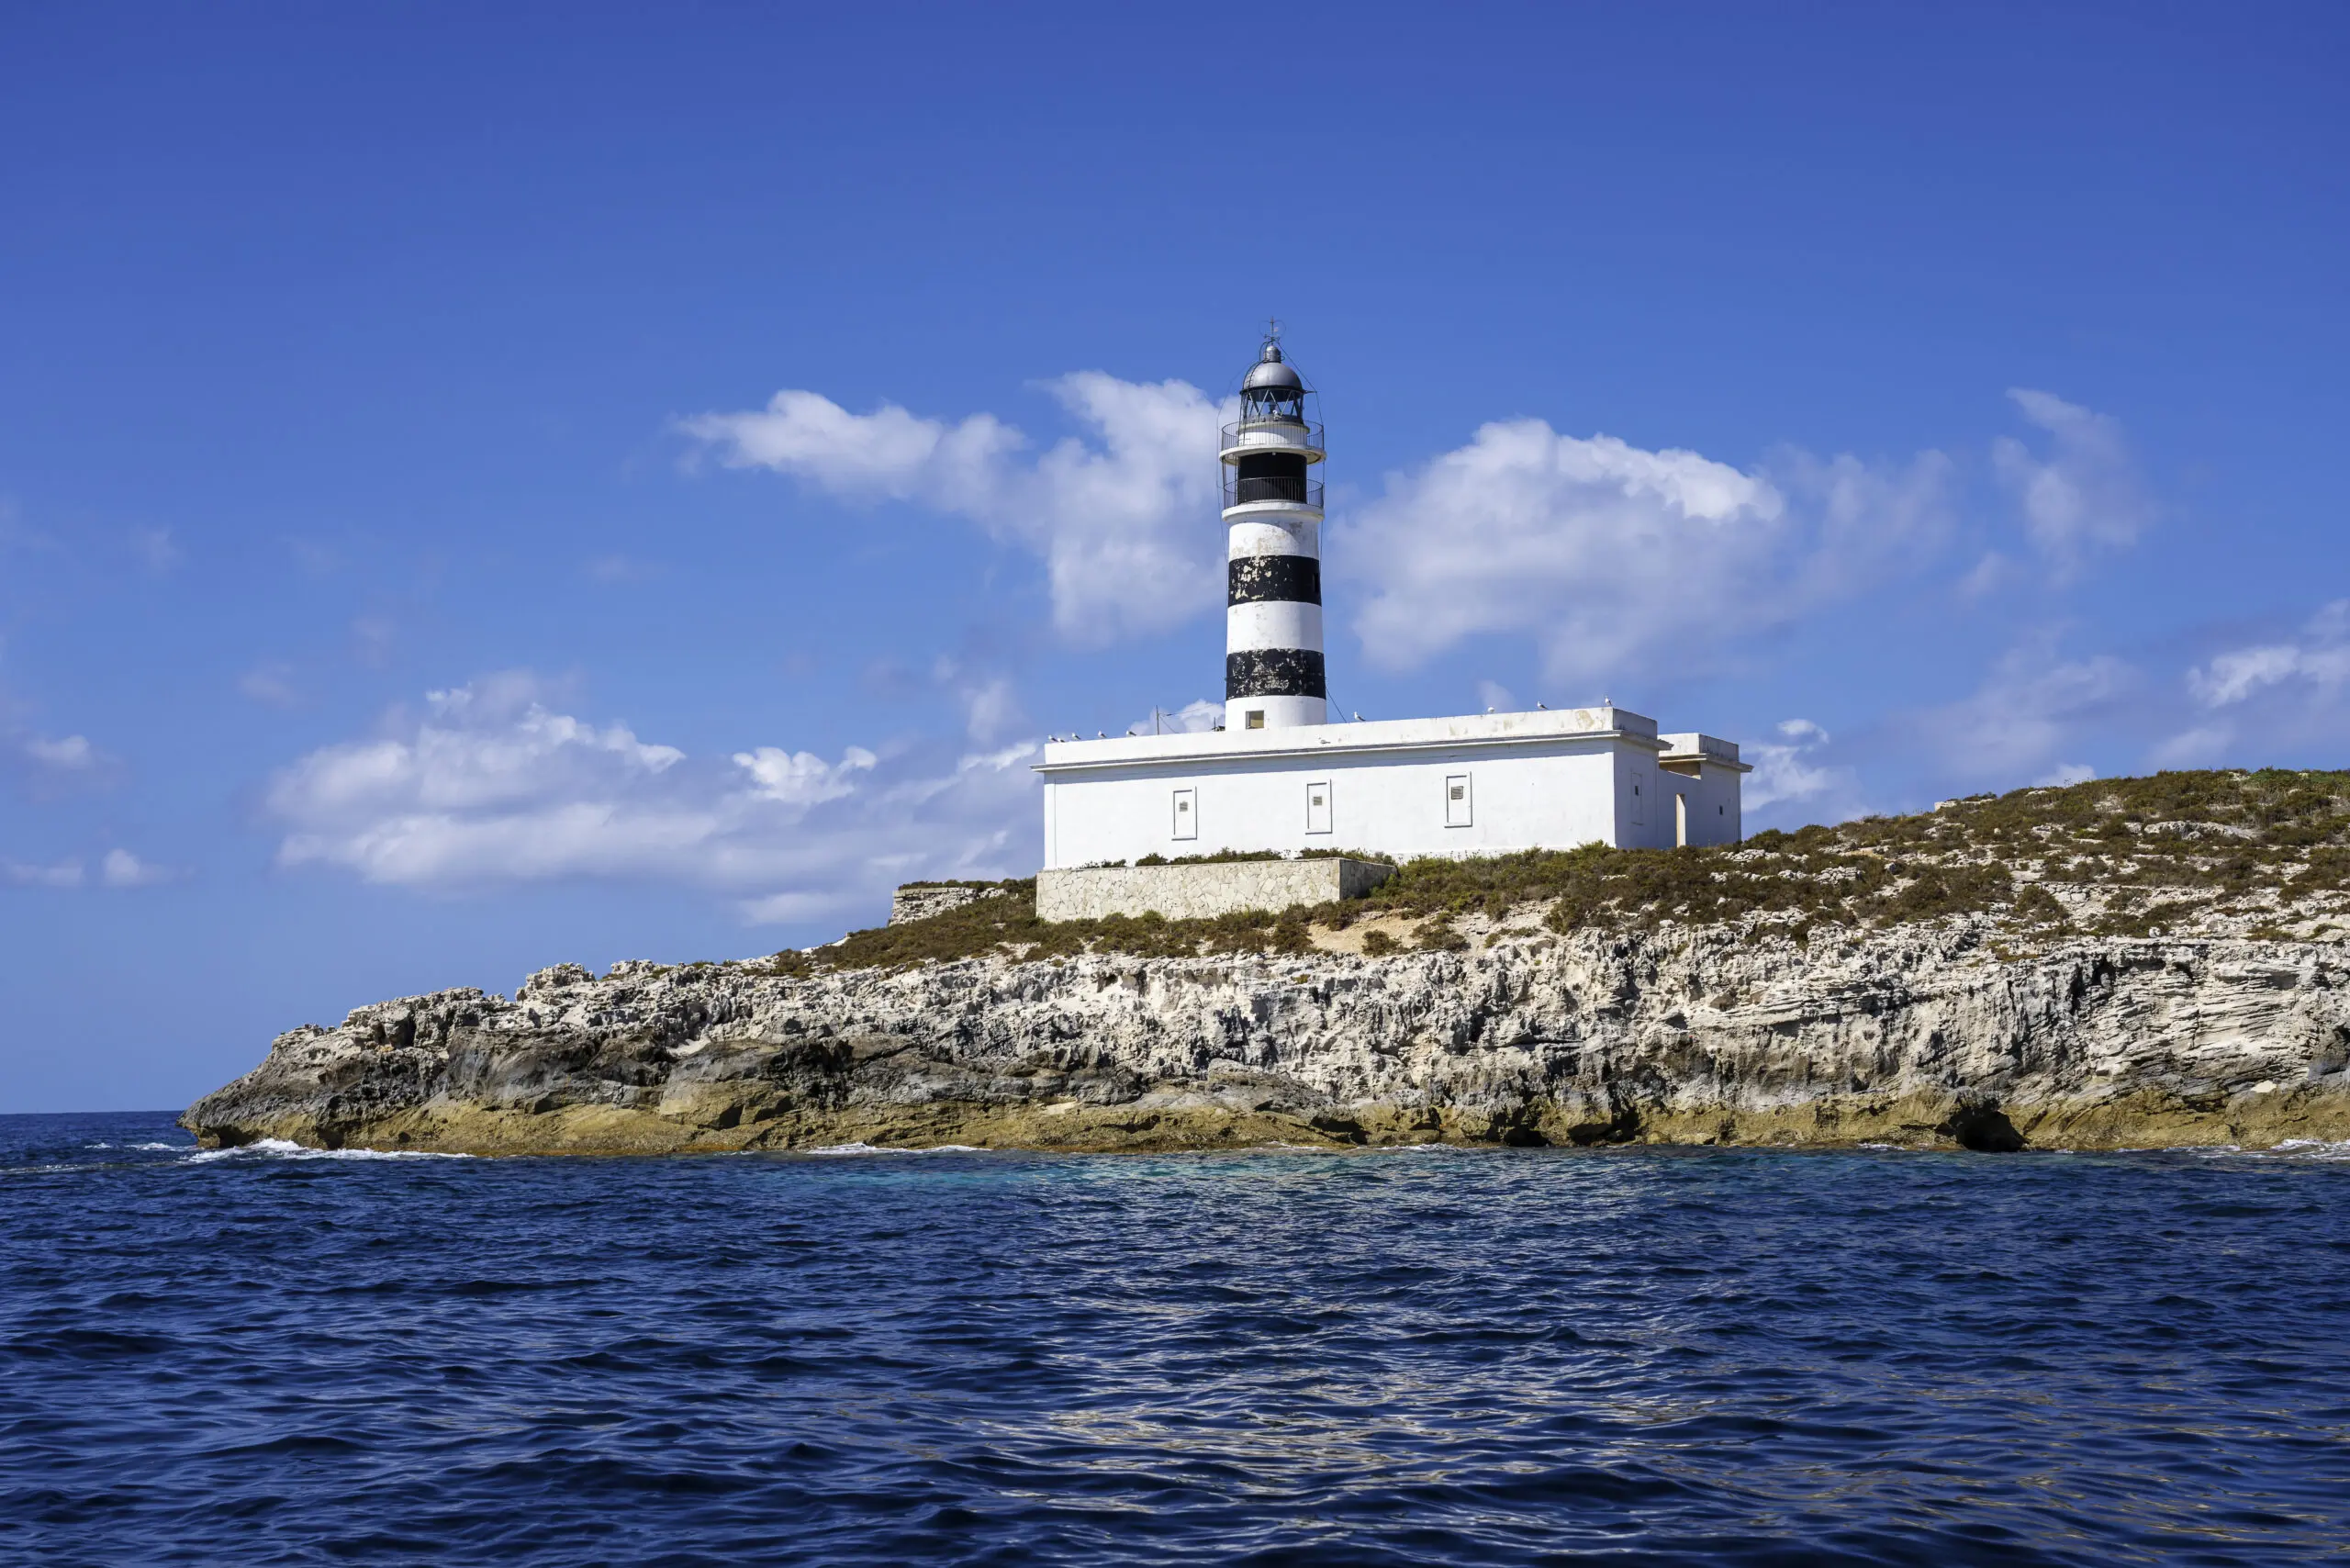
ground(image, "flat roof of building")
xmin=1035 ymin=707 xmax=1751 ymax=776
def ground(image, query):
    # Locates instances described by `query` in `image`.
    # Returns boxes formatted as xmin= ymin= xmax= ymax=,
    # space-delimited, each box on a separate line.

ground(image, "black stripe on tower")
xmin=1226 ymin=648 xmax=1326 ymax=700
xmin=1232 ymin=451 xmax=1310 ymax=506
xmin=1227 ymin=554 xmax=1321 ymax=606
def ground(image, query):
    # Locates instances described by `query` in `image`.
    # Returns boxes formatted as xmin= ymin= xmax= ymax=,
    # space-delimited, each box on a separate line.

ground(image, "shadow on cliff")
xmin=1939 ymin=1098 xmax=2028 ymax=1152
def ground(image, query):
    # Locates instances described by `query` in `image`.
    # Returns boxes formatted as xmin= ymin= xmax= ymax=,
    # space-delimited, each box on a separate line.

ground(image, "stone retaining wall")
xmin=1035 ymin=857 xmax=1394 ymax=923
xmin=889 ymin=884 xmax=1007 ymax=925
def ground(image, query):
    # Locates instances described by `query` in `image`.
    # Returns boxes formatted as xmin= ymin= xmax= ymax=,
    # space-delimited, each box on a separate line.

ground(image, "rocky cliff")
xmin=182 ymin=919 xmax=2350 ymax=1156
xmin=186 ymin=770 xmax=2350 ymax=1155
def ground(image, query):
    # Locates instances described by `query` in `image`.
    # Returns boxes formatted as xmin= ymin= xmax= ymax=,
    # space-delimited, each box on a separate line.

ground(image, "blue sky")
xmin=3 ymin=2 xmax=2345 ymax=1110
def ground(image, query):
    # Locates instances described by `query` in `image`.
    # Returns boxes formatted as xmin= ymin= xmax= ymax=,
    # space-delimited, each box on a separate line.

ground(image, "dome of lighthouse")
xmin=1243 ymin=346 xmax=1304 ymax=392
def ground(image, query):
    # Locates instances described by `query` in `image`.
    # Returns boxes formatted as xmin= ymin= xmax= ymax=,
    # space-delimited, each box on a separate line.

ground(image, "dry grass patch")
xmin=766 ymin=769 xmax=2350 ymax=975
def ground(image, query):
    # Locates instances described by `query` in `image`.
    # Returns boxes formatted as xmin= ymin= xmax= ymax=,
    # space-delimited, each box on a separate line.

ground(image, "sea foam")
xmin=798 ymin=1141 xmax=990 ymax=1157
xmin=187 ymin=1137 xmax=471 ymax=1162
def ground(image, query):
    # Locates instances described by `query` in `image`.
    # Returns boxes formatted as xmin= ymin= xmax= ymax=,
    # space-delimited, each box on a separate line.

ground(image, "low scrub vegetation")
xmin=1127 ymin=847 xmax=1387 ymax=867
xmin=754 ymin=769 xmax=2350 ymax=974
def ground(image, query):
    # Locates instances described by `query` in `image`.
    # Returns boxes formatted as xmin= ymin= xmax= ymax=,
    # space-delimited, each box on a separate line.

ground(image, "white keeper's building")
xmin=1035 ymin=333 xmax=1748 ymax=871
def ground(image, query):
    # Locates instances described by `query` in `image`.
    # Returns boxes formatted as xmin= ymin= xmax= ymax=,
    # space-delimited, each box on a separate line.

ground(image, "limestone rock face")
xmin=180 ymin=924 xmax=2350 ymax=1155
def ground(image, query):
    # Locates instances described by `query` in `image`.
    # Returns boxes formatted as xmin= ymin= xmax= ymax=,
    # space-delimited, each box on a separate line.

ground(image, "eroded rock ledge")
xmin=182 ymin=921 xmax=2350 ymax=1156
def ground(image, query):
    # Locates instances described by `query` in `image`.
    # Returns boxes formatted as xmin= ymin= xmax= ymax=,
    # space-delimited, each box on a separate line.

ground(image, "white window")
xmin=1171 ymin=787 xmax=1197 ymax=840
xmin=1630 ymin=767 xmax=1648 ymax=827
xmin=1444 ymin=773 xmax=1472 ymax=828
xmin=1245 ymin=710 xmax=1265 ymax=730
xmin=1305 ymin=780 xmax=1331 ymax=835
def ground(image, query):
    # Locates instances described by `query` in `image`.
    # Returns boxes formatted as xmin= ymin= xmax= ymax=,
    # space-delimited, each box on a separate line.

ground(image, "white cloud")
xmin=678 ymin=375 xmax=2150 ymax=700
xmin=239 ymin=663 xmax=303 ymax=708
xmin=1905 ymin=641 xmax=2137 ymax=788
xmin=100 ymin=848 xmax=175 ymax=888
xmin=685 ymin=391 xmax=1021 ymax=499
xmin=2188 ymin=644 xmax=2306 ymax=708
xmin=1745 ymin=719 xmax=1848 ymax=812
xmin=960 ymin=677 xmax=1025 ymax=745
xmin=13 ymin=733 xmax=119 ymax=796
xmin=1992 ymin=389 xmax=2149 ymax=576
xmin=272 ymin=675 xmax=683 ymax=829
xmin=130 ymin=527 xmax=182 ymax=574
xmin=583 ymin=554 xmax=662 ymax=585
xmin=734 ymin=890 xmax=851 ymax=925
xmin=1173 ymin=698 xmax=1222 ymax=731
xmin=1740 ymin=640 xmax=2134 ymax=815
xmin=2163 ymin=600 xmax=2350 ymax=766
xmin=1476 ymin=680 xmax=1518 ymax=714
xmin=676 ymin=374 xmax=2164 ymax=821
xmin=1121 ymin=698 xmax=1221 ymax=737
xmin=1338 ymin=420 xmax=1953 ymax=683
xmin=1956 ymin=550 xmax=2016 ymax=600
xmin=1873 ymin=597 xmax=2350 ymax=785
xmin=732 ymin=745 xmax=877 ymax=805
xmin=2187 ymin=603 xmax=2350 ymax=711
xmin=265 ymin=672 xmax=1039 ymax=924
xmin=351 ymin=614 xmax=397 ymax=667
xmin=0 ymin=846 xmax=167 ymax=890
xmin=23 ymin=734 xmax=96 ymax=770
xmin=681 ymin=374 xmax=1225 ymax=644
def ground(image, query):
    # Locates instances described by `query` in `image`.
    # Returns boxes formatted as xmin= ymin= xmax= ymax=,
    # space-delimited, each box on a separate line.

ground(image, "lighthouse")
xmin=1030 ymin=328 xmax=1751 ymax=908
xmin=1221 ymin=330 xmax=1327 ymax=731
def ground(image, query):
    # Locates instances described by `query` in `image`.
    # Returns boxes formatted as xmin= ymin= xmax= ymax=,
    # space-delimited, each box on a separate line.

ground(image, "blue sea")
xmin=4 ymin=1113 xmax=2347 ymax=1565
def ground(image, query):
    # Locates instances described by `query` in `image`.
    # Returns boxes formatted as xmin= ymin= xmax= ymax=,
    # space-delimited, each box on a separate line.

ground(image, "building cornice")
xmin=1661 ymin=748 xmax=1755 ymax=775
xmin=1035 ymin=710 xmax=1677 ymax=776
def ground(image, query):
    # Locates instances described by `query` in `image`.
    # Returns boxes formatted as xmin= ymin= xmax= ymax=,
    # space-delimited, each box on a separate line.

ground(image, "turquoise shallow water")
xmin=3 ymin=1112 xmax=2347 ymax=1565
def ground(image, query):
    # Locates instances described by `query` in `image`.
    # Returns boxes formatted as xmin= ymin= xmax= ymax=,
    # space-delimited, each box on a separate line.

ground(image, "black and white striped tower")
xmin=1220 ymin=329 xmax=1327 ymax=731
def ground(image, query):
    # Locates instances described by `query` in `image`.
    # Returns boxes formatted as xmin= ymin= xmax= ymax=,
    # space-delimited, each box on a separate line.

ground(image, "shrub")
xmin=1870 ymin=862 xmax=2013 ymax=925
xmin=1414 ymin=918 xmax=1471 ymax=953
xmin=2009 ymin=884 xmax=2069 ymax=929
xmin=1266 ymin=909 xmax=1316 ymax=956
xmin=2098 ymin=897 xmax=2197 ymax=938
xmin=769 ymin=768 xmax=2350 ymax=975
xmin=1360 ymin=929 xmax=1399 ymax=958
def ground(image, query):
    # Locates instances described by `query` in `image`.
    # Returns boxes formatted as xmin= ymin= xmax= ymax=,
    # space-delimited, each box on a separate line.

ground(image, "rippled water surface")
xmin=5 ymin=1114 xmax=2348 ymax=1565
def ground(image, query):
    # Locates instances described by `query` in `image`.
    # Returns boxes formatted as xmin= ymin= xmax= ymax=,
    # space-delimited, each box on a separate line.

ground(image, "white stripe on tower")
xmin=1220 ymin=330 xmax=1327 ymax=732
